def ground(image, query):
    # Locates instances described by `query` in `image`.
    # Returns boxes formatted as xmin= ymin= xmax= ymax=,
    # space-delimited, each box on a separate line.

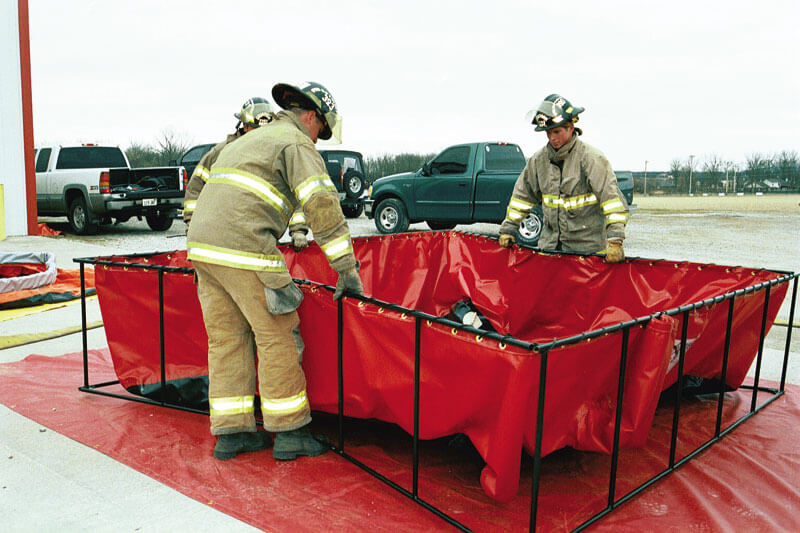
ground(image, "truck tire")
xmin=374 ymin=198 xmax=409 ymax=234
xmin=427 ymin=221 xmax=457 ymax=231
xmin=146 ymin=212 xmax=174 ymax=231
xmin=342 ymin=203 xmax=364 ymax=219
xmin=516 ymin=206 xmax=543 ymax=247
xmin=67 ymin=197 xmax=99 ymax=235
xmin=343 ymin=170 xmax=365 ymax=199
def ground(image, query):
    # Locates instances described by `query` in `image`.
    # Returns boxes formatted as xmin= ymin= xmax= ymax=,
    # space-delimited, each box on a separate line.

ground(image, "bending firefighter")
xmin=183 ymin=97 xmax=310 ymax=251
xmin=187 ymin=82 xmax=363 ymax=461
xmin=499 ymin=94 xmax=628 ymax=262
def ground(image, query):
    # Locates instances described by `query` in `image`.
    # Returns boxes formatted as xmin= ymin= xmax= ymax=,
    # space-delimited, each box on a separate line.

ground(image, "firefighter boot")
xmin=213 ymin=431 xmax=273 ymax=460
xmin=273 ymin=426 xmax=329 ymax=460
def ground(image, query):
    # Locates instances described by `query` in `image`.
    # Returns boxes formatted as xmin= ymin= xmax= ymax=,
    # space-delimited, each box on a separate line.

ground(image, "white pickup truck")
xmin=34 ymin=144 xmax=187 ymax=234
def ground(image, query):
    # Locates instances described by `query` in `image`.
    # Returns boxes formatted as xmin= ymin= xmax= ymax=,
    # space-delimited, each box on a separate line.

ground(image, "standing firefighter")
xmin=183 ymin=97 xmax=310 ymax=250
xmin=498 ymin=94 xmax=628 ymax=262
xmin=187 ymin=82 xmax=363 ymax=461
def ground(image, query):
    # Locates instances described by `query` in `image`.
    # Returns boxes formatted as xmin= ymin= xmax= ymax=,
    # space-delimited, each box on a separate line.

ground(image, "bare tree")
xmin=156 ymin=128 xmax=192 ymax=166
xmin=670 ymin=158 xmax=687 ymax=193
xmin=701 ymin=153 xmax=724 ymax=192
xmin=125 ymin=142 xmax=160 ymax=168
xmin=774 ymin=150 xmax=799 ymax=188
xmin=745 ymin=153 xmax=772 ymax=191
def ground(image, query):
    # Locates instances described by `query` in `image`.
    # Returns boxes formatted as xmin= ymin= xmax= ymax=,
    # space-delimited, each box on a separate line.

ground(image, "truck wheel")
xmin=516 ymin=206 xmax=542 ymax=247
xmin=343 ymin=170 xmax=365 ymax=199
xmin=146 ymin=212 xmax=174 ymax=231
xmin=374 ymin=198 xmax=409 ymax=234
xmin=67 ymin=197 xmax=99 ymax=235
xmin=342 ymin=203 xmax=364 ymax=219
xmin=427 ymin=221 xmax=456 ymax=231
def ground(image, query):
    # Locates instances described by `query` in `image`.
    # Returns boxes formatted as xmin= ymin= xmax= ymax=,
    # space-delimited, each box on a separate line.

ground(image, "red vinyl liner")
xmin=92 ymin=231 xmax=788 ymax=501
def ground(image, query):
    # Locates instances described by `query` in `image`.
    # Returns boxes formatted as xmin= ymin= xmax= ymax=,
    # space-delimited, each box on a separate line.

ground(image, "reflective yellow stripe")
xmin=602 ymin=198 xmax=625 ymax=213
xmin=505 ymin=208 xmax=524 ymax=221
xmin=508 ymin=197 xmax=533 ymax=210
xmin=209 ymin=395 xmax=255 ymax=417
xmin=606 ymin=213 xmax=629 ymax=224
xmin=320 ymin=234 xmax=353 ymax=262
xmin=183 ymin=199 xmax=197 ymax=211
xmin=543 ymin=193 xmax=599 ymax=210
xmin=289 ymin=211 xmax=306 ymax=225
xmin=542 ymin=194 xmax=562 ymax=208
xmin=261 ymin=391 xmax=308 ymax=415
xmin=295 ymin=175 xmax=337 ymax=206
xmin=562 ymin=193 xmax=597 ymax=209
xmin=208 ymin=168 xmax=292 ymax=222
xmin=187 ymin=242 xmax=288 ymax=272
xmin=193 ymin=165 xmax=209 ymax=182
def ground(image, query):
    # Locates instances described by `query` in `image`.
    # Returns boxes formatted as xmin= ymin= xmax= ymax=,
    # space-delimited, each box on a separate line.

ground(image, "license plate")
xmin=143 ymin=198 xmax=157 ymax=206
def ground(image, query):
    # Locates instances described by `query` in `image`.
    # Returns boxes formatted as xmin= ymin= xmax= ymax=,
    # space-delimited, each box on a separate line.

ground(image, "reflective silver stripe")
xmin=289 ymin=211 xmax=306 ymax=225
xmin=542 ymin=195 xmax=562 ymax=208
xmin=183 ymin=200 xmax=197 ymax=211
xmin=602 ymin=198 xmax=625 ymax=213
xmin=208 ymin=168 xmax=292 ymax=221
xmin=261 ymin=391 xmax=308 ymax=415
xmin=193 ymin=166 xmax=209 ymax=182
xmin=209 ymin=395 xmax=255 ymax=416
xmin=606 ymin=213 xmax=629 ymax=224
xmin=187 ymin=242 xmax=288 ymax=272
xmin=321 ymin=234 xmax=353 ymax=261
xmin=295 ymin=175 xmax=337 ymax=206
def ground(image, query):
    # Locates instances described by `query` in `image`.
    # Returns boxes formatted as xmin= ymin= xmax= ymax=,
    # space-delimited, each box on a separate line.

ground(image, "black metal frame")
xmin=74 ymin=251 xmax=798 ymax=532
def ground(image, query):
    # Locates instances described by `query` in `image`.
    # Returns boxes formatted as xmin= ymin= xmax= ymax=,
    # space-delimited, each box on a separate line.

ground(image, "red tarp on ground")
xmin=92 ymin=231 xmax=788 ymax=501
xmin=0 ymin=350 xmax=798 ymax=532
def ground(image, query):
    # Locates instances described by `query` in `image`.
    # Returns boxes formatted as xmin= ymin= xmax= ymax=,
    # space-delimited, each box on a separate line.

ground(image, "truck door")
xmin=414 ymin=144 xmax=474 ymax=220
xmin=35 ymin=148 xmax=53 ymax=211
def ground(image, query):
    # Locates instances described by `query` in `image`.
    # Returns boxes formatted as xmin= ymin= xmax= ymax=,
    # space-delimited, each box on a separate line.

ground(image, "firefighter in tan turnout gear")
xmin=183 ymin=97 xmax=310 ymax=250
xmin=499 ymin=94 xmax=628 ymax=262
xmin=187 ymin=82 xmax=363 ymax=461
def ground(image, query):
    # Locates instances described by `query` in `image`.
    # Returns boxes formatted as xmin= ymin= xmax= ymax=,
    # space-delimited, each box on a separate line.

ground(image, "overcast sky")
xmin=29 ymin=0 xmax=799 ymax=172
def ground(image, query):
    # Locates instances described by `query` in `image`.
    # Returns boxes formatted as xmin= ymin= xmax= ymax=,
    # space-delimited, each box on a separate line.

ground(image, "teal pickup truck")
xmin=364 ymin=142 xmax=543 ymax=246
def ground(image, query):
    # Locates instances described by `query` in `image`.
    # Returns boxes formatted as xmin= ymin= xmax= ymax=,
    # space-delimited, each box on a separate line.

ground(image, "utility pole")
xmin=688 ymin=154 xmax=695 ymax=196
xmin=644 ymin=160 xmax=649 ymax=196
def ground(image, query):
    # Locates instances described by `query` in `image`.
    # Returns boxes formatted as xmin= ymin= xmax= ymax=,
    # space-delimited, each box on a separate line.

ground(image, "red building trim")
xmin=18 ymin=0 xmax=36 ymax=235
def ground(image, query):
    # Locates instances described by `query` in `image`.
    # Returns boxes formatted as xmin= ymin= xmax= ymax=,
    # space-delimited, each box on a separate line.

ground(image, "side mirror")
xmin=421 ymin=162 xmax=431 ymax=176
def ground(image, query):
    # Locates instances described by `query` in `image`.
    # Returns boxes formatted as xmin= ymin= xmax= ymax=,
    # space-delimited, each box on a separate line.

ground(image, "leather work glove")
xmin=604 ymin=239 xmax=625 ymax=263
xmin=333 ymin=266 xmax=364 ymax=301
xmin=291 ymin=230 xmax=309 ymax=251
xmin=498 ymin=233 xmax=515 ymax=248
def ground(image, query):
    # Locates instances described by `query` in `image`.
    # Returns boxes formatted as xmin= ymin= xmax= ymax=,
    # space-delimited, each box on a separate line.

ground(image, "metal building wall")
xmin=0 ymin=0 xmax=35 ymax=236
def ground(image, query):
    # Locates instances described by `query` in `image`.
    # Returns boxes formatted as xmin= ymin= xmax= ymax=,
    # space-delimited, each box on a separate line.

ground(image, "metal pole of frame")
xmin=80 ymin=263 xmax=89 ymax=387
xmin=607 ymin=328 xmax=630 ymax=508
xmin=413 ymin=317 xmax=421 ymax=498
xmin=715 ymin=297 xmax=735 ymax=437
xmin=780 ymin=277 xmax=798 ymax=392
xmin=750 ymin=285 xmax=771 ymax=412
xmin=529 ymin=349 xmax=549 ymax=532
xmin=669 ymin=310 xmax=690 ymax=468
xmin=338 ymin=297 xmax=344 ymax=451
xmin=158 ymin=270 xmax=166 ymax=405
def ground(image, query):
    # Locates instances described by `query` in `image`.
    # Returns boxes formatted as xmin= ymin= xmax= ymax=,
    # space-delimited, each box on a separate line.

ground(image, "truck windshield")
xmin=484 ymin=144 xmax=525 ymax=172
xmin=56 ymin=147 xmax=127 ymax=169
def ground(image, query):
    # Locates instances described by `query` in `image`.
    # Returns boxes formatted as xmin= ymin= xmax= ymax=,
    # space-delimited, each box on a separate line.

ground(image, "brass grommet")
xmin=476 ymin=335 xmax=484 ymax=342
xmin=499 ymin=342 xmax=507 ymax=350
xmin=451 ymin=328 xmax=458 ymax=335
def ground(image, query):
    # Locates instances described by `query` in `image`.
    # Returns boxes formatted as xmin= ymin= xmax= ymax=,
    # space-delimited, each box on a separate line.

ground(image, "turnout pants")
xmin=194 ymin=262 xmax=310 ymax=434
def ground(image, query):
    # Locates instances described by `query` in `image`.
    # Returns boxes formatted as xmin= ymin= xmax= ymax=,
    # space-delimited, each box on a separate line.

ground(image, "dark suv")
xmin=614 ymin=170 xmax=634 ymax=206
xmin=318 ymin=150 xmax=367 ymax=218
xmin=177 ymin=144 xmax=367 ymax=218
